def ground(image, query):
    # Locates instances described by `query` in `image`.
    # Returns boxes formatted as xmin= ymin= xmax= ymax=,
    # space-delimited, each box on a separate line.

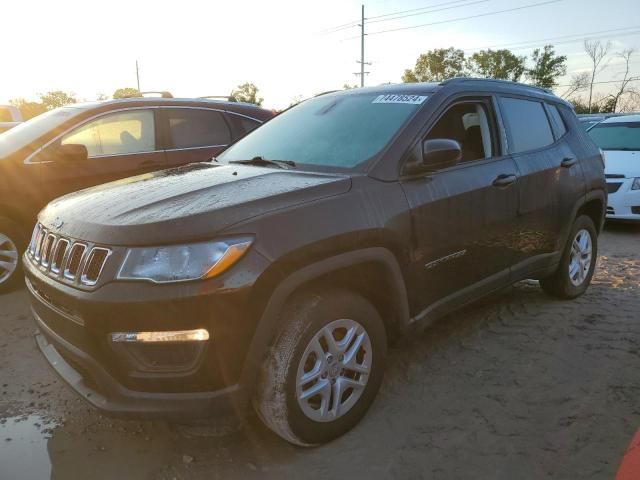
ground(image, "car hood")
xmin=39 ymin=163 xmax=352 ymax=245
xmin=603 ymin=150 xmax=640 ymax=178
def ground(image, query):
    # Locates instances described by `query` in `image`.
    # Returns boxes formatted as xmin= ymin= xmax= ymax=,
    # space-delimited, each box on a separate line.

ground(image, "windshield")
xmin=0 ymin=107 xmax=84 ymax=157
xmin=588 ymin=122 xmax=640 ymax=150
xmin=218 ymin=92 xmax=427 ymax=169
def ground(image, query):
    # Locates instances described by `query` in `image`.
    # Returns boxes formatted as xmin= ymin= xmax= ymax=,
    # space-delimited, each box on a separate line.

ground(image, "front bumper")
xmin=23 ymin=246 xmax=270 ymax=419
xmin=35 ymin=311 xmax=242 ymax=419
xmin=606 ymin=179 xmax=640 ymax=221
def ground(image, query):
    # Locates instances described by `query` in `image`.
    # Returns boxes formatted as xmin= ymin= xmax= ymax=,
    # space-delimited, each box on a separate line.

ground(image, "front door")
xmin=401 ymin=97 xmax=520 ymax=314
xmin=37 ymin=108 xmax=167 ymax=204
xmin=161 ymin=107 xmax=232 ymax=165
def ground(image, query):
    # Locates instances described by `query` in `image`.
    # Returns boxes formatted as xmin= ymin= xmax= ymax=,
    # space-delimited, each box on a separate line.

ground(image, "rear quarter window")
xmin=546 ymin=104 xmax=568 ymax=138
xmin=500 ymin=97 xmax=555 ymax=153
xmin=226 ymin=113 xmax=262 ymax=140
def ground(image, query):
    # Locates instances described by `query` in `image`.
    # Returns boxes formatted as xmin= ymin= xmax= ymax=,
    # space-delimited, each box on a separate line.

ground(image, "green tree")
xmin=468 ymin=49 xmax=526 ymax=81
xmin=112 ymin=88 xmax=141 ymax=99
xmin=526 ymin=45 xmax=567 ymax=88
xmin=9 ymin=98 xmax=47 ymax=120
xmin=402 ymin=47 xmax=467 ymax=83
xmin=39 ymin=90 xmax=77 ymax=110
xmin=231 ymin=82 xmax=264 ymax=106
xmin=343 ymin=83 xmax=358 ymax=90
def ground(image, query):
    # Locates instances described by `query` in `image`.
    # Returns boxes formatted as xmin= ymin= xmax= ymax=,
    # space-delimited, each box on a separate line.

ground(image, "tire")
xmin=540 ymin=215 xmax=598 ymax=299
xmin=254 ymin=289 xmax=387 ymax=446
xmin=0 ymin=217 xmax=26 ymax=294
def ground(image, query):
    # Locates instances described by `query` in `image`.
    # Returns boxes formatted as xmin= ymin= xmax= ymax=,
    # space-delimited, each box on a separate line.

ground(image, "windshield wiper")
xmin=229 ymin=156 xmax=296 ymax=169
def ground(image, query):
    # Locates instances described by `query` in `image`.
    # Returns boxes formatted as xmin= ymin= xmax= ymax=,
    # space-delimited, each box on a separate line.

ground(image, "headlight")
xmin=632 ymin=178 xmax=640 ymax=190
xmin=117 ymin=238 xmax=252 ymax=283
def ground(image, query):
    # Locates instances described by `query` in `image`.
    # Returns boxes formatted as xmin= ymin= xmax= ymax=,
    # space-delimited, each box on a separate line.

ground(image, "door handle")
xmin=561 ymin=157 xmax=577 ymax=168
xmin=492 ymin=174 xmax=517 ymax=187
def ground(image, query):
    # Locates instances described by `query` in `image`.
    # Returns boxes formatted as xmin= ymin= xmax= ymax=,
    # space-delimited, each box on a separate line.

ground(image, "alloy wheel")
xmin=568 ymin=228 xmax=592 ymax=287
xmin=296 ymin=318 xmax=372 ymax=423
xmin=0 ymin=233 xmax=19 ymax=285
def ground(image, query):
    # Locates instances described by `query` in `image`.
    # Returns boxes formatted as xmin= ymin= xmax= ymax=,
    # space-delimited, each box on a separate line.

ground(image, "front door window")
xmin=61 ymin=110 xmax=156 ymax=157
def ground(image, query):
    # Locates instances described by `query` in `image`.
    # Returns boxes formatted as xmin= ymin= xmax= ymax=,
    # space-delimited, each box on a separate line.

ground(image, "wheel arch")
xmin=239 ymin=247 xmax=410 ymax=396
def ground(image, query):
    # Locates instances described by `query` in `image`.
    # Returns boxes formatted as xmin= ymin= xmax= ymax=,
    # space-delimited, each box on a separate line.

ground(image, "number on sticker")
xmin=372 ymin=94 xmax=428 ymax=105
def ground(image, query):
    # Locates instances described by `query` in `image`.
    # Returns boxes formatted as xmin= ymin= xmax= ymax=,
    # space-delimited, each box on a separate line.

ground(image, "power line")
xmin=367 ymin=0 xmax=492 ymax=25
xmin=343 ymin=0 xmax=563 ymax=40
xmin=556 ymin=78 xmax=640 ymax=87
xmin=367 ymin=0 xmax=490 ymax=24
xmin=319 ymin=0 xmax=492 ymax=34
xmin=460 ymin=26 xmax=640 ymax=53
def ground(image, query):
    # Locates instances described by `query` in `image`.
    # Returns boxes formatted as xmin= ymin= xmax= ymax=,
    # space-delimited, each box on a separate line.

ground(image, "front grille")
xmin=605 ymin=174 xmax=625 ymax=179
xmin=607 ymin=182 xmax=622 ymax=194
xmin=632 ymin=207 xmax=640 ymax=215
xmin=27 ymin=223 xmax=111 ymax=287
xmin=607 ymin=206 xmax=615 ymax=215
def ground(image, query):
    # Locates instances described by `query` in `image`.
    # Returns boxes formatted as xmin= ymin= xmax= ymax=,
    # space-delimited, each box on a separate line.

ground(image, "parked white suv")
xmin=0 ymin=105 xmax=23 ymax=133
xmin=588 ymin=114 xmax=640 ymax=221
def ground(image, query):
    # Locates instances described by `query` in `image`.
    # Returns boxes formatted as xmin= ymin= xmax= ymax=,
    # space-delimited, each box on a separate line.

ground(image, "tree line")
xmin=401 ymin=40 xmax=639 ymax=114
xmin=7 ymin=41 xmax=638 ymax=119
xmin=7 ymin=83 xmax=265 ymax=120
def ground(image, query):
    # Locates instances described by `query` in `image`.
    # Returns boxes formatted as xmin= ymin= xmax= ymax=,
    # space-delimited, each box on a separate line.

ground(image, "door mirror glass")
xmin=422 ymin=139 xmax=462 ymax=170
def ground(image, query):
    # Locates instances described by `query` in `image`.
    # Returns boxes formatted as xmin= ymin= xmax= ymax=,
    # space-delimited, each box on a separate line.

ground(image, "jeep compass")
xmin=24 ymin=79 xmax=606 ymax=446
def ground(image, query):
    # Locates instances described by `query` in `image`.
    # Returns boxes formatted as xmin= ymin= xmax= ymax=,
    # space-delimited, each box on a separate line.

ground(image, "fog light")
xmin=110 ymin=329 xmax=210 ymax=343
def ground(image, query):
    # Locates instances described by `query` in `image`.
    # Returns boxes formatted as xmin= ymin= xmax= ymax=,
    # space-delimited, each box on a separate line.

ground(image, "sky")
xmin=2 ymin=0 xmax=640 ymax=109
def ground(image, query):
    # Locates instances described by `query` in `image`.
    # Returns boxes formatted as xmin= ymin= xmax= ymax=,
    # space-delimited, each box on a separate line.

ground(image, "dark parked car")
xmin=0 ymin=96 xmax=274 ymax=291
xmin=24 ymin=79 xmax=606 ymax=446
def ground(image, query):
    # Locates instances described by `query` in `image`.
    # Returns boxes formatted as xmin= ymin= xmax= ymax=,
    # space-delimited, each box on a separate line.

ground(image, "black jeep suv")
xmin=23 ymin=79 xmax=606 ymax=446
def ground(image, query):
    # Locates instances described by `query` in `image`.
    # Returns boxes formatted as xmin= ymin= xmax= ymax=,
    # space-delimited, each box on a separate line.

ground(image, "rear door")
xmin=498 ymin=96 xmax=585 ymax=273
xmin=400 ymin=95 xmax=520 ymax=313
xmin=39 ymin=108 xmax=166 ymax=202
xmin=161 ymin=107 xmax=232 ymax=165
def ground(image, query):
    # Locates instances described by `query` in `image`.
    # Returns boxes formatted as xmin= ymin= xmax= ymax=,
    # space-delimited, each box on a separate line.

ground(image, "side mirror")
xmin=57 ymin=143 xmax=88 ymax=162
xmin=422 ymin=139 xmax=462 ymax=171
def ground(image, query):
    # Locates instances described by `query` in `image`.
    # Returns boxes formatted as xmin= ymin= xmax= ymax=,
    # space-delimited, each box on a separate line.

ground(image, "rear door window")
xmin=500 ymin=97 xmax=555 ymax=153
xmin=166 ymin=108 xmax=231 ymax=149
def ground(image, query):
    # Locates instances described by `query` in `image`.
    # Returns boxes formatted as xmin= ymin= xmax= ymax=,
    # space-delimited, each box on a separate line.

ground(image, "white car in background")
xmin=588 ymin=114 xmax=640 ymax=221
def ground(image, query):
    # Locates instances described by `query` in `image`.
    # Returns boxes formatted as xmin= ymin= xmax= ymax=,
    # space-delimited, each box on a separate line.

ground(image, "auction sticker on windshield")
xmin=372 ymin=94 xmax=428 ymax=104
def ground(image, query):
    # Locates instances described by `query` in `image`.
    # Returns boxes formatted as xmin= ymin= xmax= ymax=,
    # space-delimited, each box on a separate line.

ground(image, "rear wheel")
xmin=540 ymin=215 xmax=597 ymax=299
xmin=254 ymin=289 xmax=387 ymax=446
xmin=0 ymin=217 xmax=25 ymax=294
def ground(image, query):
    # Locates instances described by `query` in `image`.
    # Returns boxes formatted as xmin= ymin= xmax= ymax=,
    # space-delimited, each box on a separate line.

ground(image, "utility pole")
xmin=354 ymin=4 xmax=371 ymax=87
xmin=136 ymin=60 xmax=141 ymax=92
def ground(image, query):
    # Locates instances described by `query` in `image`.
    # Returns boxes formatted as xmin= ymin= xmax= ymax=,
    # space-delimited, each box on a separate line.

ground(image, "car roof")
xmin=69 ymin=97 xmax=272 ymax=114
xmin=599 ymin=113 xmax=640 ymax=123
xmin=324 ymin=78 xmax=570 ymax=107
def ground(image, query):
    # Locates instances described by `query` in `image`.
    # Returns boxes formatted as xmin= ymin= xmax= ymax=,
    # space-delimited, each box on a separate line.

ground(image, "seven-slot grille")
xmin=27 ymin=223 xmax=111 ymax=286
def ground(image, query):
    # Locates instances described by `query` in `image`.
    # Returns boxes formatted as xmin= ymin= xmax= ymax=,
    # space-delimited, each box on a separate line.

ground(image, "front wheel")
xmin=0 ymin=217 xmax=25 ymax=294
xmin=540 ymin=215 xmax=598 ymax=299
xmin=254 ymin=290 xmax=387 ymax=446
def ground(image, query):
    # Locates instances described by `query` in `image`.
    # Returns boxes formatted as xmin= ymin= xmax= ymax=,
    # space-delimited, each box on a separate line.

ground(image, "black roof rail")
xmin=199 ymin=95 xmax=237 ymax=102
xmin=439 ymin=77 xmax=553 ymax=94
xmin=314 ymin=90 xmax=341 ymax=97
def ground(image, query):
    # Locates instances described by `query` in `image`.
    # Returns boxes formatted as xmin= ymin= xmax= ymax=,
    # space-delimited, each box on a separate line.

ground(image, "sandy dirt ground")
xmin=1 ymin=224 xmax=639 ymax=480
